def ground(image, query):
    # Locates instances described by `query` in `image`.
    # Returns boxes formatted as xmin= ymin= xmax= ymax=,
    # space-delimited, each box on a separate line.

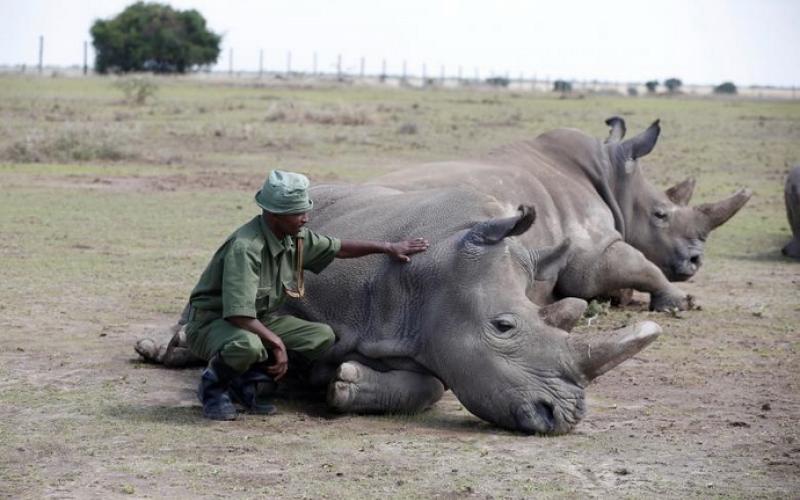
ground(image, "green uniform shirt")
xmin=189 ymin=215 xmax=341 ymax=320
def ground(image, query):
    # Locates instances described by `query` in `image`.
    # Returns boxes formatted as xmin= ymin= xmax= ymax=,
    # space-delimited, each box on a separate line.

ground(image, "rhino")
xmin=137 ymin=185 xmax=661 ymax=435
xmin=375 ymin=117 xmax=752 ymax=311
xmin=783 ymin=166 xmax=800 ymax=259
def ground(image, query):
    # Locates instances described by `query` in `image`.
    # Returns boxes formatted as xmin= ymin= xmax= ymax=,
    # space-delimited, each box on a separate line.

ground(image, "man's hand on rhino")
xmin=387 ymin=237 xmax=430 ymax=262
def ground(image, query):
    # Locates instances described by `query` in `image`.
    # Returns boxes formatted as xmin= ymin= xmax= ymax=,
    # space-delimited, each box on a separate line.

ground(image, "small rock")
xmin=728 ymin=421 xmax=751 ymax=428
xmin=614 ymin=467 xmax=630 ymax=476
xmin=761 ymin=403 xmax=771 ymax=411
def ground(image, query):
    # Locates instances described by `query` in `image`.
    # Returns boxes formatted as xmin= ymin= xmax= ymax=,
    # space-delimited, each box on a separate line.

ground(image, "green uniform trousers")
xmin=186 ymin=311 xmax=336 ymax=373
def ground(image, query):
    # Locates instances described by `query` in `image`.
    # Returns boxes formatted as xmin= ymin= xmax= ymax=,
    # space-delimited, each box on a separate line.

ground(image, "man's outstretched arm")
xmin=336 ymin=237 xmax=429 ymax=262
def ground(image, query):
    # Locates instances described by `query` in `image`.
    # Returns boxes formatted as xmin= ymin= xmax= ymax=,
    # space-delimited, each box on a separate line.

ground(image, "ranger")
xmin=187 ymin=170 xmax=428 ymax=420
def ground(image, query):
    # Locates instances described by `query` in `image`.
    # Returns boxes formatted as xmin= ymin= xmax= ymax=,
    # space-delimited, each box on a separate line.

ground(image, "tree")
xmin=664 ymin=78 xmax=683 ymax=93
xmin=714 ymin=81 xmax=737 ymax=94
xmin=91 ymin=2 xmax=221 ymax=74
xmin=645 ymin=80 xmax=659 ymax=93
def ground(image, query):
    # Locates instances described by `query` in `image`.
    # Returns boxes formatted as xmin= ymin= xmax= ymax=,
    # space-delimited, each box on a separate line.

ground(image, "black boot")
xmin=230 ymin=364 xmax=278 ymax=415
xmin=198 ymin=354 xmax=238 ymax=421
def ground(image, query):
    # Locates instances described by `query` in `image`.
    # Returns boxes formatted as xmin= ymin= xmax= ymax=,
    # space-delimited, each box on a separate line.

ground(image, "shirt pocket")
xmin=255 ymin=287 xmax=272 ymax=313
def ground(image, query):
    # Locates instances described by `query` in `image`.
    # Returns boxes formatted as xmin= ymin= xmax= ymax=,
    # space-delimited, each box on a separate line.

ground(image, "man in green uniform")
xmin=186 ymin=170 xmax=429 ymax=420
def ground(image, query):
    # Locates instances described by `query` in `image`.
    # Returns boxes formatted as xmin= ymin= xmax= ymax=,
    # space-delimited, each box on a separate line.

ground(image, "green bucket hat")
xmin=254 ymin=170 xmax=314 ymax=214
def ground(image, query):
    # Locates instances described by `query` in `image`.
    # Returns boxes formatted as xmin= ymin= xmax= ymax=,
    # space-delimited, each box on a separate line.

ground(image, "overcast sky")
xmin=1 ymin=0 xmax=798 ymax=86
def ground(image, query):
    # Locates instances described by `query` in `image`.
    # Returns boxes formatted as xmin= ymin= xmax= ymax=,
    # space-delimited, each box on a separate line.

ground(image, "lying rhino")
xmin=376 ymin=117 xmax=752 ymax=311
xmin=783 ymin=166 xmax=800 ymax=259
xmin=138 ymin=186 xmax=661 ymax=435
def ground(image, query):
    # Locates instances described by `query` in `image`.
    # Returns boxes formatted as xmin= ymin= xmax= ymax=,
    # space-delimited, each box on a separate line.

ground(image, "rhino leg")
xmin=327 ymin=361 xmax=445 ymax=414
xmin=560 ymin=241 xmax=690 ymax=312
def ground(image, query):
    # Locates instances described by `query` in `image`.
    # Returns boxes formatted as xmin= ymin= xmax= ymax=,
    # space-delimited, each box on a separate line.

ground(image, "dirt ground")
xmin=1 ymin=76 xmax=799 ymax=498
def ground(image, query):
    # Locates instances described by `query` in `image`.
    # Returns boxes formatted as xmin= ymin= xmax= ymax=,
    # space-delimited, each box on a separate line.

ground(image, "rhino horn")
xmin=531 ymin=237 xmax=571 ymax=281
xmin=665 ymin=177 xmax=696 ymax=206
xmin=604 ymin=116 xmax=627 ymax=143
xmin=621 ymin=119 xmax=660 ymax=160
xmin=569 ymin=321 xmax=661 ymax=381
xmin=466 ymin=205 xmax=536 ymax=245
xmin=695 ymin=188 xmax=753 ymax=231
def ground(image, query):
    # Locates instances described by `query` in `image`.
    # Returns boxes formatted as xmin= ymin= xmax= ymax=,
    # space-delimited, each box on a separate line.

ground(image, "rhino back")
xmin=374 ymin=132 xmax=620 ymax=252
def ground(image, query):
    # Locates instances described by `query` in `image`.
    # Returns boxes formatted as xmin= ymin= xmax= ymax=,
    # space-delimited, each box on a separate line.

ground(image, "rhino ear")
xmin=695 ymin=188 xmax=753 ymax=231
xmin=621 ymin=119 xmax=660 ymax=160
xmin=530 ymin=237 xmax=571 ymax=281
xmin=665 ymin=177 xmax=696 ymax=206
xmin=466 ymin=205 xmax=536 ymax=246
xmin=604 ymin=116 xmax=627 ymax=143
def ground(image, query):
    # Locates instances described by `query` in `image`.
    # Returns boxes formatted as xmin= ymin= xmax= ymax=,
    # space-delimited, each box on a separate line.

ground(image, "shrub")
xmin=114 ymin=77 xmax=158 ymax=105
xmin=645 ymin=80 xmax=659 ymax=93
xmin=714 ymin=81 xmax=737 ymax=94
xmin=664 ymin=78 xmax=683 ymax=93
xmin=553 ymin=80 xmax=572 ymax=93
xmin=485 ymin=77 xmax=510 ymax=88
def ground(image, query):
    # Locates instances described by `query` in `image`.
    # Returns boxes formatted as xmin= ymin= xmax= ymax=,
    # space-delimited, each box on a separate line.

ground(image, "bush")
xmin=485 ymin=77 xmax=510 ymax=88
xmin=645 ymin=80 xmax=658 ymax=93
xmin=114 ymin=77 xmax=158 ymax=105
xmin=664 ymin=78 xmax=683 ymax=93
xmin=3 ymin=132 xmax=133 ymax=163
xmin=91 ymin=2 xmax=221 ymax=73
xmin=714 ymin=81 xmax=738 ymax=94
xmin=553 ymin=80 xmax=572 ymax=93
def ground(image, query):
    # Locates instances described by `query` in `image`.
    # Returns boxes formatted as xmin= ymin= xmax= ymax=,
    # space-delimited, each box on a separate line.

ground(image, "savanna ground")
xmin=0 ymin=75 xmax=798 ymax=499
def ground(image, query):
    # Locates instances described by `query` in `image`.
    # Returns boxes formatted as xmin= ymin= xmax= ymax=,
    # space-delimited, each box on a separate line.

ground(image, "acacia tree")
xmin=91 ymin=2 xmax=221 ymax=73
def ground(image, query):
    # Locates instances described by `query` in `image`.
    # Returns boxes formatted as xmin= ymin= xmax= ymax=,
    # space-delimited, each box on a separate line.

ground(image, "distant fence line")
xmin=2 ymin=37 xmax=797 ymax=99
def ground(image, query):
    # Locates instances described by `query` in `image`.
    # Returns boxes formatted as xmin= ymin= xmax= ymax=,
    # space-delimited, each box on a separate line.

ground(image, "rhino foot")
xmin=134 ymin=338 xmax=162 ymax=363
xmin=326 ymin=361 xmax=445 ymax=414
xmin=649 ymin=290 xmax=691 ymax=312
xmin=327 ymin=362 xmax=363 ymax=411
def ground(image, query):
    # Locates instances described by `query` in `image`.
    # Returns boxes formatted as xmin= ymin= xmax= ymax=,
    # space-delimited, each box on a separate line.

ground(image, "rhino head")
xmin=416 ymin=206 xmax=661 ymax=434
xmin=605 ymin=117 xmax=752 ymax=281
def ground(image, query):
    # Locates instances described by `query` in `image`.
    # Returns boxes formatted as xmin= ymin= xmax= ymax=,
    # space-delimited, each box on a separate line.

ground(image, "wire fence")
xmin=2 ymin=37 xmax=797 ymax=100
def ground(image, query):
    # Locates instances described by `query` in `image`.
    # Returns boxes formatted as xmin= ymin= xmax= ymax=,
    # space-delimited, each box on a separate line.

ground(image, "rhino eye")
xmin=654 ymin=209 xmax=668 ymax=220
xmin=491 ymin=315 xmax=517 ymax=334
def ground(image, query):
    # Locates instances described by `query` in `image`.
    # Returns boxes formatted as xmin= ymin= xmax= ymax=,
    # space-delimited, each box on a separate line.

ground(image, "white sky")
xmin=0 ymin=0 xmax=798 ymax=86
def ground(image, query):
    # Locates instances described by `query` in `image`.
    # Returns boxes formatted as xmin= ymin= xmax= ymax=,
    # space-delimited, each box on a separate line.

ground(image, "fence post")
xmin=259 ymin=49 xmax=264 ymax=78
xmin=228 ymin=48 xmax=233 ymax=76
xmin=286 ymin=51 xmax=292 ymax=74
xmin=360 ymin=57 xmax=365 ymax=78
xmin=402 ymin=60 xmax=407 ymax=81
xmin=83 ymin=41 xmax=88 ymax=75
xmin=313 ymin=52 xmax=318 ymax=75
xmin=38 ymin=35 xmax=44 ymax=74
xmin=337 ymin=54 xmax=342 ymax=79
xmin=381 ymin=59 xmax=386 ymax=78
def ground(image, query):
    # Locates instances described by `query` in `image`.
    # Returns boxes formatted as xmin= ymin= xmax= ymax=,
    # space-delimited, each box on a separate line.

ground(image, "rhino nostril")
xmin=689 ymin=255 xmax=700 ymax=265
xmin=514 ymin=401 xmax=556 ymax=434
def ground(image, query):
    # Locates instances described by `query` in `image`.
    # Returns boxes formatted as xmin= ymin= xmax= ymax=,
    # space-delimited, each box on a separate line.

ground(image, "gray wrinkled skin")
xmin=783 ymin=166 xmax=800 ymax=259
xmin=376 ymin=118 xmax=752 ymax=311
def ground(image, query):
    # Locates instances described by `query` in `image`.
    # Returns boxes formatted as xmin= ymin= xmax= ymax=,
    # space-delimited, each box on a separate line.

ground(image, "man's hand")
xmin=387 ymin=237 xmax=430 ymax=262
xmin=226 ymin=316 xmax=290 ymax=380
xmin=266 ymin=339 xmax=289 ymax=380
